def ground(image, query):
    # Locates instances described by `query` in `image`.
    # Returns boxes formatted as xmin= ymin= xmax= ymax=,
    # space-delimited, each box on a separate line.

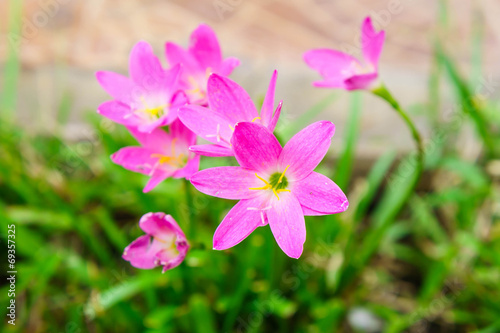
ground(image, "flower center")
xmin=144 ymin=105 xmax=165 ymax=118
xmin=249 ymin=165 xmax=291 ymax=200
xmin=186 ymin=67 xmax=213 ymax=102
xmin=150 ymin=138 xmax=187 ymax=169
xmin=134 ymin=95 xmax=170 ymax=121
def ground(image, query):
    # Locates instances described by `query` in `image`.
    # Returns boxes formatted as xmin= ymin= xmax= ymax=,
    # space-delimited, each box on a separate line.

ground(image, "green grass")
xmin=1 ymin=2 xmax=500 ymax=332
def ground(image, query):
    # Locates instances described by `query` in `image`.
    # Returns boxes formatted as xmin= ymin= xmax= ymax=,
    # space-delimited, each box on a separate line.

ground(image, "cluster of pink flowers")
xmin=97 ymin=18 xmax=385 ymax=271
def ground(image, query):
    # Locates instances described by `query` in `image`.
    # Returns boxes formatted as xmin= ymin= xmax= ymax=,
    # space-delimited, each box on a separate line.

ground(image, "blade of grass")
xmin=189 ymin=294 xmax=217 ymax=333
xmin=437 ymin=48 xmax=495 ymax=156
xmin=84 ymin=271 xmax=166 ymax=318
xmin=334 ymin=91 xmax=362 ymax=189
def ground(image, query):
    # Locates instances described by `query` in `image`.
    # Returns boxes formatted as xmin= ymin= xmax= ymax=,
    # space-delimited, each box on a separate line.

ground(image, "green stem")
xmin=183 ymin=179 xmax=195 ymax=239
xmin=334 ymin=85 xmax=426 ymax=296
xmin=372 ymin=84 xmax=425 ymax=177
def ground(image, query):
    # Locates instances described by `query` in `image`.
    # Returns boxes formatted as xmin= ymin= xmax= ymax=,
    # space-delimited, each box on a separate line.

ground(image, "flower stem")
xmin=183 ymin=179 xmax=195 ymax=239
xmin=372 ymin=84 xmax=425 ymax=177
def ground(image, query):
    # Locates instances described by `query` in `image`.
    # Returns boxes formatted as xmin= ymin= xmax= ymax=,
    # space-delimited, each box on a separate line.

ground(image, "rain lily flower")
xmin=166 ymin=23 xmax=240 ymax=105
xmin=304 ymin=17 xmax=385 ymax=91
xmin=96 ymin=41 xmax=186 ymax=133
xmin=190 ymin=121 xmax=348 ymax=258
xmin=111 ymin=119 xmax=199 ymax=192
xmin=178 ymin=71 xmax=282 ymax=157
xmin=123 ymin=212 xmax=189 ymax=272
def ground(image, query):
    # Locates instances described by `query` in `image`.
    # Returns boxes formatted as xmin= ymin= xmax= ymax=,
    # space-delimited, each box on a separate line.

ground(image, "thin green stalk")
xmin=331 ymin=84 xmax=426 ymax=295
xmin=372 ymin=84 xmax=425 ymax=177
xmin=183 ymin=179 xmax=195 ymax=239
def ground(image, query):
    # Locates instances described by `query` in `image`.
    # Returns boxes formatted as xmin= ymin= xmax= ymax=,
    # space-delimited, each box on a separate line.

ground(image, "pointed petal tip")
xmin=340 ymin=199 xmax=349 ymax=211
xmin=285 ymin=247 xmax=303 ymax=259
xmin=317 ymin=120 xmax=336 ymax=136
xmin=213 ymin=241 xmax=225 ymax=251
xmin=95 ymin=70 xmax=104 ymax=80
xmin=208 ymin=72 xmax=223 ymax=81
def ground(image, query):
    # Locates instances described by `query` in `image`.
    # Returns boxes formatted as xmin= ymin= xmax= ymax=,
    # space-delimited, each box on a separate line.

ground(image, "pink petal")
xmin=189 ymin=144 xmax=233 ymax=157
xmin=164 ymin=213 xmax=187 ymax=239
xmin=143 ymin=169 xmax=172 ymax=193
xmin=164 ymin=64 xmax=183 ymax=95
xmin=260 ymin=70 xmax=278 ymax=127
xmin=95 ymin=71 xmax=135 ymax=104
xmin=292 ymin=172 xmax=348 ymax=214
xmin=303 ymin=49 xmax=359 ymax=85
xmin=267 ymin=192 xmax=306 ymax=259
xmin=178 ymin=105 xmax=233 ymax=146
xmin=111 ymin=147 xmax=157 ymax=175
xmin=165 ymin=42 xmax=200 ymax=74
xmin=97 ymin=101 xmax=132 ymax=126
xmin=161 ymin=241 xmax=189 ymax=271
xmin=191 ymin=166 xmax=262 ymax=200
xmin=126 ymin=126 xmax=172 ymax=151
xmin=173 ymin=155 xmax=200 ymax=180
xmin=137 ymin=114 xmax=172 ymax=133
xmin=218 ymin=57 xmax=240 ymax=76
xmin=231 ymin=122 xmax=282 ymax=173
xmin=344 ymin=72 xmax=379 ymax=91
xmin=361 ymin=17 xmax=385 ymax=68
xmin=278 ymin=121 xmax=335 ymax=181
xmin=207 ymin=74 xmax=259 ymax=124
xmin=312 ymin=80 xmax=348 ymax=89
xmin=129 ymin=41 xmax=165 ymax=90
xmin=122 ymin=234 xmax=158 ymax=269
xmin=268 ymin=100 xmax=283 ymax=132
xmin=170 ymin=118 xmax=197 ymax=147
xmin=139 ymin=212 xmax=177 ymax=238
xmin=301 ymin=206 xmax=325 ymax=216
xmin=189 ymin=24 xmax=222 ymax=70
xmin=213 ymin=197 xmax=266 ymax=250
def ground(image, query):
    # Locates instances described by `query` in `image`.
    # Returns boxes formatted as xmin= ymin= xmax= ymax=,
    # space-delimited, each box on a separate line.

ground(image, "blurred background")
xmin=1 ymin=0 xmax=500 ymax=332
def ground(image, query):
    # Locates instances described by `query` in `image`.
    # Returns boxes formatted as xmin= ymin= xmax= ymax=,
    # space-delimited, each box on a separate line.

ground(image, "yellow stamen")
xmin=146 ymin=106 xmax=164 ymax=117
xmin=187 ymin=76 xmax=207 ymax=100
xmin=248 ymin=166 xmax=291 ymax=200
xmin=255 ymin=173 xmax=270 ymax=185
xmin=150 ymin=139 xmax=186 ymax=168
xmin=151 ymin=154 xmax=176 ymax=166
xmin=249 ymin=184 xmax=272 ymax=191
xmin=228 ymin=124 xmax=235 ymax=131
xmin=251 ymin=117 xmax=261 ymax=122
xmin=249 ymin=173 xmax=272 ymax=190
xmin=278 ymin=165 xmax=290 ymax=184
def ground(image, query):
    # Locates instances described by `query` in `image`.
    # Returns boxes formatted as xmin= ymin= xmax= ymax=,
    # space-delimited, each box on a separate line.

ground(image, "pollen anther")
xmin=249 ymin=165 xmax=291 ymax=200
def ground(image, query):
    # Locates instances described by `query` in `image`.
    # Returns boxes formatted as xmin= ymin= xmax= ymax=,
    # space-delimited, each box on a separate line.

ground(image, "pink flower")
xmin=111 ymin=119 xmax=200 ymax=192
xmin=190 ymin=121 xmax=348 ymax=258
xmin=304 ymin=17 xmax=385 ymax=91
xmin=96 ymin=41 xmax=186 ymax=133
xmin=166 ymin=24 xmax=240 ymax=106
xmin=123 ymin=212 xmax=189 ymax=272
xmin=178 ymin=71 xmax=282 ymax=157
